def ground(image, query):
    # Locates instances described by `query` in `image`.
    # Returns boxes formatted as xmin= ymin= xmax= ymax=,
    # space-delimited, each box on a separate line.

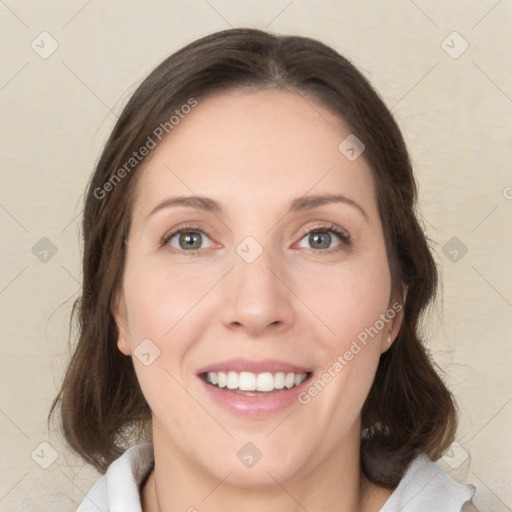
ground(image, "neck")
xmin=141 ymin=425 xmax=392 ymax=512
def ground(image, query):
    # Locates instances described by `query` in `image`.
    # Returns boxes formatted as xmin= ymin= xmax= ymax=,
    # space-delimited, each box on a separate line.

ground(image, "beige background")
xmin=0 ymin=1 xmax=511 ymax=510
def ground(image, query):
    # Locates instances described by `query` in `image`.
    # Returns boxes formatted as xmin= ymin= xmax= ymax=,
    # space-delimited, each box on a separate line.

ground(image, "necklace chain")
xmin=150 ymin=465 xmax=162 ymax=512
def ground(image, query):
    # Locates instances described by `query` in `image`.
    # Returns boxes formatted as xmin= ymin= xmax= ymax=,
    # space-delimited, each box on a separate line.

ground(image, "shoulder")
xmin=76 ymin=442 xmax=154 ymax=512
xmin=379 ymin=454 xmax=476 ymax=512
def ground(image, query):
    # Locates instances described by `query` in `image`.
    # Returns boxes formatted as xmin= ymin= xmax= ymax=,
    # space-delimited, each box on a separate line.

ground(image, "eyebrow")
xmin=147 ymin=193 xmax=368 ymax=220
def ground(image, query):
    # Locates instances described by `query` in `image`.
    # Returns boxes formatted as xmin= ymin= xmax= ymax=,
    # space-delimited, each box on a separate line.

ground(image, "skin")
xmin=113 ymin=88 xmax=404 ymax=511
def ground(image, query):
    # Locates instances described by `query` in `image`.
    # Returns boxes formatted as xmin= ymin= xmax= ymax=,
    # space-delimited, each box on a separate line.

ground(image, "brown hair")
xmin=49 ymin=28 xmax=457 ymax=486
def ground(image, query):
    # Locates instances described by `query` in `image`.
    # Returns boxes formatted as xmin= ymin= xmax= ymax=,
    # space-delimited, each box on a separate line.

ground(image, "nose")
xmin=219 ymin=242 xmax=296 ymax=338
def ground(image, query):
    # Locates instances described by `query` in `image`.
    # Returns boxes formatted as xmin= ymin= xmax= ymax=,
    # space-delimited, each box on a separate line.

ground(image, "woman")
xmin=50 ymin=28 xmax=476 ymax=511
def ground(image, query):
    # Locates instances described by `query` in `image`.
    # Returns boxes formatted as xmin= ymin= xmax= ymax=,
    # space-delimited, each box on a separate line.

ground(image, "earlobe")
xmin=117 ymin=336 xmax=132 ymax=356
xmin=112 ymin=288 xmax=131 ymax=356
xmin=380 ymin=289 xmax=406 ymax=354
xmin=380 ymin=329 xmax=394 ymax=354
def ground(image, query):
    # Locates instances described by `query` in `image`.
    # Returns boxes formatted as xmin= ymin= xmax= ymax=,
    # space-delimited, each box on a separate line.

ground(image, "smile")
xmin=196 ymin=358 xmax=313 ymax=416
xmin=202 ymin=371 xmax=310 ymax=394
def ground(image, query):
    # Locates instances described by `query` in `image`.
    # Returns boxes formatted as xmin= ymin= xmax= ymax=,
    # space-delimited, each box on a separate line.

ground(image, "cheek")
xmin=295 ymin=267 xmax=389 ymax=436
xmin=120 ymin=260 xmax=221 ymax=403
xmin=295 ymin=253 xmax=391 ymax=352
xmin=122 ymin=260 xmax=219 ymax=340
xmin=292 ymin=251 xmax=391 ymax=418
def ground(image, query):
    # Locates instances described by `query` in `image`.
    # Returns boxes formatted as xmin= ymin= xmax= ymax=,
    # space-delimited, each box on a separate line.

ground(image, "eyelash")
xmin=160 ymin=222 xmax=351 ymax=256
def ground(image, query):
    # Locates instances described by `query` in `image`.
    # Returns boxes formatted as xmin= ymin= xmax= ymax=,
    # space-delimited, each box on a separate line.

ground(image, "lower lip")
xmin=199 ymin=375 xmax=312 ymax=418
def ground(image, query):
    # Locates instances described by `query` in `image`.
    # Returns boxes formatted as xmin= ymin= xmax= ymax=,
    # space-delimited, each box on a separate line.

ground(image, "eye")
xmin=296 ymin=223 xmax=350 ymax=253
xmin=160 ymin=222 xmax=350 ymax=256
xmin=161 ymin=225 xmax=214 ymax=254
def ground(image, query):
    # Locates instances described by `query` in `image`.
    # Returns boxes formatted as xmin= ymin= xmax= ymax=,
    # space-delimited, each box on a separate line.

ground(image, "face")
xmin=113 ymin=89 xmax=402 ymax=487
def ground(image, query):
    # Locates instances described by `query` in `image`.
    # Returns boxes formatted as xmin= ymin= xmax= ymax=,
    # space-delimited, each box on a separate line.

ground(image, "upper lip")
xmin=196 ymin=358 xmax=312 ymax=375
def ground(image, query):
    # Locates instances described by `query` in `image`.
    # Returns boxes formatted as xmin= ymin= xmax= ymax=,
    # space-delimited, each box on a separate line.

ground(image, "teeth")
xmin=209 ymin=372 xmax=218 ymax=385
xmin=239 ymin=371 xmax=256 ymax=391
xmin=227 ymin=371 xmax=238 ymax=390
xmin=274 ymin=372 xmax=285 ymax=389
xmin=205 ymin=371 xmax=308 ymax=392
xmin=217 ymin=371 xmax=227 ymax=388
xmin=256 ymin=372 xmax=274 ymax=392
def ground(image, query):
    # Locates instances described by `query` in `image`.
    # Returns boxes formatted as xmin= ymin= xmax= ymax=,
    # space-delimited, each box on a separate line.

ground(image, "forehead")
xmin=131 ymin=88 xmax=377 ymax=220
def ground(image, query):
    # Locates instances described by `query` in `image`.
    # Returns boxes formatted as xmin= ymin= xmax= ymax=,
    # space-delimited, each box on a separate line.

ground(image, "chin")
xmin=200 ymin=439 xmax=308 ymax=489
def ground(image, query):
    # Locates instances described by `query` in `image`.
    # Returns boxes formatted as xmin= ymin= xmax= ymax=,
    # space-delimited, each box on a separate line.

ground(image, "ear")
xmin=111 ymin=287 xmax=131 ymax=356
xmin=380 ymin=287 xmax=407 ymax=354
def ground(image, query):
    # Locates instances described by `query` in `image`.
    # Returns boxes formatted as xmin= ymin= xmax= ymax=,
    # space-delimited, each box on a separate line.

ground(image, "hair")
xmin=49 ymin=27 xmax=457 ymax=486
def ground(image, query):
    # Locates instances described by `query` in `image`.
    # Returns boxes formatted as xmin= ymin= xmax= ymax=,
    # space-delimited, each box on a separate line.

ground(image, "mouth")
xmin=200 ymin=370 xmax=312 ymax=395
xmin=196 ymin=359 xmax=314 ymax=416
